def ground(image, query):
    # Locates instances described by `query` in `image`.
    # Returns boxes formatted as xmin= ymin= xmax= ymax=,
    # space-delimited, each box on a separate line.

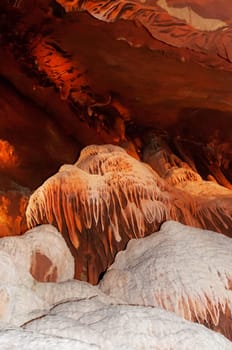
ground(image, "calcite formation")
xmin=26 ymin=145 xmax=172 ymax=283
xmin=0 ymin=0 xmax=232 ymax=213
xmin=1 ymin=297 xmax=231 ymax=350
xmin=0 ymin=1 xmax=231 ymax=347
xmin=143 ymin=132 xmax=232 ymax=234
xmin=0 ymin=224 xmax=71 ymax=326
xmin=0 ymin=223 xmax=100 ymax=326
xmin=0 ymin=224 xmax=74 ymax=283
xmin=100 ymin=221 xmax=232 ymax=339
xmin=26 ymin=144 xmax=232 ymax=284
xmin=0 ymin=222 xmax=231 ymax=348
xmin=143 ymin=131 xmax=201 ymax=185
xmin=23 ymin=297 xmax=232 ymax=350
xmin=0 ymin=217 xmax=231 ymax=347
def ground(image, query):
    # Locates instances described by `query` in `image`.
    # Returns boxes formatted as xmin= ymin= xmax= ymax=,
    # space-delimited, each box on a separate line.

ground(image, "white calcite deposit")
xmin=1 ymin=302 xmax=231 ymax=349
xmin=0 ymin=224 xmax=74 ymax=282
xmin=0 ymin=222 xmax=231 ymax=348
xmin=0 ymin=224 xmax=76 ymax=326
xmin=0 ymin=329 xmax=97 ymax=350
xmin=100 ymin=221 xmax=232 ymax=337
xmin=22 ymin=297 xmax=232 ymax=350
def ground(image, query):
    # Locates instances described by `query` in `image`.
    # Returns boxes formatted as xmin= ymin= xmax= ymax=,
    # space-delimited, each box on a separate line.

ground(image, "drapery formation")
xmin=26 ymin=144 xmax=232 ymax=284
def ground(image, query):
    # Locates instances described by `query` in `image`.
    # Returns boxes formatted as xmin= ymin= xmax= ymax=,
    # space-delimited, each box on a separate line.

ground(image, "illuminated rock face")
xmin=1 ymin=0 xmax=232 ymax=211
xmin=100 ymin=221 xmax=232 ymax=340
xmin=26 ymin=144 xmax=173 ymax=283
xmin=0 ymin=139 xmax=19 ymax=169
xmin=0 ymin=190 xmax=28 ymax=237
xmin=57 ymin=0 xmax=232 ymax=70
xmin=26 ymin=144 xmax=232 ymax=284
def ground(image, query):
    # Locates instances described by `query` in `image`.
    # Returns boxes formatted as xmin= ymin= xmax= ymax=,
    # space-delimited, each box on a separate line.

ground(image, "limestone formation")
xmin=0 ymin=5 xmax=231 ymax=346
xmin=100 ymin=221 xmax=232 ymax=339
xmin=143 ymin=131 xmax=201 ymax=185
xmin=26 ymin=144 xmax=232 ymax=283
xmin=0 ymin=219 xmax=231 ymax=347
xmin=23 ymin=296 xmax=232 ymax=349
xmin=0 ymin=224 xmax=102 ymax=326
xmin=1 ymin=1 xmax=232 ymax=205
xmin=0 ymin=224 xmax=74 ymax=282
xmin=143 ymin=133 xmax=232 ymax=235
xmin=26 ymin=144 xmax=173 ymax=283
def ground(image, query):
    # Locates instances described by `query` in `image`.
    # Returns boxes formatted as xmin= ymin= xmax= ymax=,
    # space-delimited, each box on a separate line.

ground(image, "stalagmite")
xmin=26 ymin=144 xmax=232 ymax=283
xmin=26 ymin=144 xmax=173 ymax=283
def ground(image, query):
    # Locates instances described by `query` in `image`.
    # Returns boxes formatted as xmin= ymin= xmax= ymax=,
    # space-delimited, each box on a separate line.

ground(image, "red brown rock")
xmin=30 ymin=251 xmax=58 ymax=282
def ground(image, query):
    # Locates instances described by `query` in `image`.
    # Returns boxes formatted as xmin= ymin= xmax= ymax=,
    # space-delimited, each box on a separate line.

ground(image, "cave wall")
xmin=0 ymin=0 xmax=231 ymax=238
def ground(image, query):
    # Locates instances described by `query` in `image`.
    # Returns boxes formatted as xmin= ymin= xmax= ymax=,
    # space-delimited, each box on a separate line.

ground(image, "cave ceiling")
xmin=0 ymin=0 xmax=231 ymax=236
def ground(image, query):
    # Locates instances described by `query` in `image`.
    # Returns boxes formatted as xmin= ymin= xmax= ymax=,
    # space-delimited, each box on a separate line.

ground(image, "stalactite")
xmin=26 ymin=144 xmax=232 ymax=283
xmin=26 ymin=145 xmax=174 ymax=282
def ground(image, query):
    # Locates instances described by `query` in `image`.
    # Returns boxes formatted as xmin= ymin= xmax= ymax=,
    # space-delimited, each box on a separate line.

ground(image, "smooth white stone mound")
xmin=100 ymin=221 xmax=232 ymax=328
xmin=0 ymin=224 xmax=74 ymax=282
xmin=24 ymin=296 xmax=232 ymax=350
